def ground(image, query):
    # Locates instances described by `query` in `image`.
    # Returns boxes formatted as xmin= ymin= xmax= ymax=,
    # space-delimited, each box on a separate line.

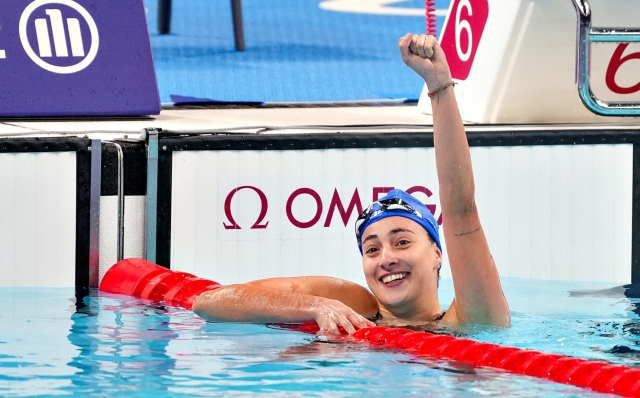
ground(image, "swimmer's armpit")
xmin=453 ymin=227 xmax=480 ymax=237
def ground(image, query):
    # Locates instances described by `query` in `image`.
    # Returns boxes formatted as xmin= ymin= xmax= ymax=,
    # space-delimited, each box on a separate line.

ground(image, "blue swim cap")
xmin=355 ymin=189 xmax=441 ymax=254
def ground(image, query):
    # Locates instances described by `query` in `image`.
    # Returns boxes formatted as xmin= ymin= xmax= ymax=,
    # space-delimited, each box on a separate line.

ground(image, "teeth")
xmin=382 ymin=273 xmax=407 ymax=284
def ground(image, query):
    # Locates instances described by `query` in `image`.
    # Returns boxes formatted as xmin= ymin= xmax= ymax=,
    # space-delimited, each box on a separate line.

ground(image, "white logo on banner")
xmin=319 ymin=0 xmax=446 ymax=16
xmin=19 ymin=0 xmax=99 ymax=74
xmin=0 ymin=24 xmax=6 ymax=59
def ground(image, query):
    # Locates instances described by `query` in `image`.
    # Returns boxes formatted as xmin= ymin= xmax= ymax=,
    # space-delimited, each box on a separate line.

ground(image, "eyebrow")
xmin=389 ymin=228 xmax=415 ymax=235
xmin=362 ymin=234 xmax=378 ymax=245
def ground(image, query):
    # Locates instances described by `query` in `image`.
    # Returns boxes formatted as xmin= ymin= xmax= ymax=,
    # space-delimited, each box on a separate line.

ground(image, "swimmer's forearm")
xmin=192 ymin=285 xmax=319 ymax=323
xmin=431 ymin=87 xmax=476 ymax=218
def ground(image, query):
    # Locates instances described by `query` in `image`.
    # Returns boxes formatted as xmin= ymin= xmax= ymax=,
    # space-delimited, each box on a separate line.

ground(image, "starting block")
xmin=419 ymin=0 xmax=640 ymax=123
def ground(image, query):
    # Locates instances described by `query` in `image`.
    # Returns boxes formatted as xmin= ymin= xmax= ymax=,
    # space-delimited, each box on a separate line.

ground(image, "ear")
xmin=432 ymin=244 xmax=442 ymax=269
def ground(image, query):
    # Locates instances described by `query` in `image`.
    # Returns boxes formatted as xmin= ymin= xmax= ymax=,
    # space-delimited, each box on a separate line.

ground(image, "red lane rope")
xmin=426 ymin=0 xmax=437 ymax=36
xmin=100 ymin=259 xmax=640 ymax=397
xmin=99 ymin=258 xmax=221 ymax=310
xmin=349 ymin=327 xmax=640 ymax=397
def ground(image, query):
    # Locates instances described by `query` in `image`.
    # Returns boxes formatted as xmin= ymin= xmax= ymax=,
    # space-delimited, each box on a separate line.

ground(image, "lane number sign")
xmin=439 ymin=0 xmax=489 ymax=80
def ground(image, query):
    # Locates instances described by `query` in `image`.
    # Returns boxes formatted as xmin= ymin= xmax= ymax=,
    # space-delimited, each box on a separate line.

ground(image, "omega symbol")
xmin=19 ymin=0 xmax=99 ymax=74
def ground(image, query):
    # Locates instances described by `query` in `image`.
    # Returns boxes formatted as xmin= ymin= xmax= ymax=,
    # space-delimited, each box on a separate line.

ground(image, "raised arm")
xmin=398 ymin=34 xmax=510 ymax=327
xmin=192 ymin=276 xmax=377 ymax=334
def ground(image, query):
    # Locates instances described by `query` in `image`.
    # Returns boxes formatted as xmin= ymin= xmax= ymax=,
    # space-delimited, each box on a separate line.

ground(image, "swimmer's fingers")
xmin=337 ymin=314 xmax=357 ymax=335
xmin=401 ymin=34 xmax=436 ymax=60
xmin=317 ymin=315 xmax=350 ymax=335
xmin=314 ymin=315 xmax=333 ymax=335
xmin=312 ymin=299 xmax=368 ymax=335
xmin=316 ymin=320 xmax=340 ymax=336
xmin=318 ymin=313 xmax=370 ymax=335
xmin=427 ymin=37 xmax=448 ymax=65
xmin=416 ymin=34 xmax=429 ymax=58
xmin=323 ymin=310 xmax=355 ymax=335
xmin=331 ymin=310 xmax=375 ymax=334
xmin=346 ymin=312 xmax=375 ymax=330
xmin=399 ymin=34 xmax=417 ymax=64
xmin=408 ymin=34 xmax=419 ymax=56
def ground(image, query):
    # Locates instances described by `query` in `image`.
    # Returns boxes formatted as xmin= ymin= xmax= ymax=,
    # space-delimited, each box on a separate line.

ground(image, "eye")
xmin=365 ymin=246 xmax=379 ymax=254
xmin=397 ymin=239 xmax=411 ymax=246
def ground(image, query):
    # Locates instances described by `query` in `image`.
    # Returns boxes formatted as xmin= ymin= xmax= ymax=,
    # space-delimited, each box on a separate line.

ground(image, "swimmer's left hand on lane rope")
xmin=311 ymin=297 xmax=375 ymax=335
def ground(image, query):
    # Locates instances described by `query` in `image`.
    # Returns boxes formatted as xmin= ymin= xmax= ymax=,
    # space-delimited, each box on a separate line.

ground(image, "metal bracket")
xmin=105 ymin=141 xmax=126 ymax=263
xmin=571 ymin=0 xmax=640 ymax=116
xmin=145 ymin=128 xmax=161 ymax=263
xmin=89 ymin=139 xmax=101 ymax=288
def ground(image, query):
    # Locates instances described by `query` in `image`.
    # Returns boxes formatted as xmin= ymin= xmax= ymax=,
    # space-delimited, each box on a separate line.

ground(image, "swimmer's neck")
xmin=376 ymin=303 xmax=444 ymax=325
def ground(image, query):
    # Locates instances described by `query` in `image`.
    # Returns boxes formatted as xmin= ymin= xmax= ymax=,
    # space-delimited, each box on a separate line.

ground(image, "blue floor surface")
xmin=144 ymin=0 xmax=449 ymax=103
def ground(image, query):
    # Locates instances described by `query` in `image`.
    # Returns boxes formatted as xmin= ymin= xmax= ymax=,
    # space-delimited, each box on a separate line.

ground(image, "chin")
xmin=377 ymin=291 xmax=412 ymax=310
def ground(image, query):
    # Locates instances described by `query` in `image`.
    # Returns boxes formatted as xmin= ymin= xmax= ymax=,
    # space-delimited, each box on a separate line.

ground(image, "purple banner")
xmin=0 ymin=0 xmax=160 ymax=117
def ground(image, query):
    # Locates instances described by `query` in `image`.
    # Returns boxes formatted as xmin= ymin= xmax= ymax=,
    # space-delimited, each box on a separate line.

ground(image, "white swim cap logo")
xmin=19 ymin=0 xmax=99 ymax=74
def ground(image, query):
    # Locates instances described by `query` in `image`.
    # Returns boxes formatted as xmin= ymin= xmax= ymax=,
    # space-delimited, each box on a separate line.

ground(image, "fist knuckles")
xmin=409 ymin=34 xmax=437 ymax=58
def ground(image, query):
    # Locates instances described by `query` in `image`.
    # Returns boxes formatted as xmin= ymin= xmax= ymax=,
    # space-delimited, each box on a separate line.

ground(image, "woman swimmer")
xmin=192 ymin=33 xmax=511 ymax=334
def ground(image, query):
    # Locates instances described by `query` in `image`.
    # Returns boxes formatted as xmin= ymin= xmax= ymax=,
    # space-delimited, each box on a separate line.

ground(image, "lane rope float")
xmin=99 ymin=258 xmax=221 ymax=310
xmin=99 ymin=259 xmax=640 ymax=397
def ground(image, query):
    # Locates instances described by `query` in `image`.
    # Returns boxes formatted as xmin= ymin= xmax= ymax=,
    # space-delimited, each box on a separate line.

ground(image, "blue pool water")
xmin=0 ymin=278 xmax=638 ymax=396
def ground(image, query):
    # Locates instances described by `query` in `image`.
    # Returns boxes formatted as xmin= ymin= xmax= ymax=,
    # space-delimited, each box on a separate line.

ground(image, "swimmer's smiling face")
xmin=361 ymin=216 xmax=441 ymax=319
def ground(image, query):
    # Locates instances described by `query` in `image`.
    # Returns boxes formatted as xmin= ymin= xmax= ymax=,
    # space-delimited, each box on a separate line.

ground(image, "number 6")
xmin=606 ymin=43 xmax=640 ymax=95
xmin=455 ymin=0 xmax=473 ymax=62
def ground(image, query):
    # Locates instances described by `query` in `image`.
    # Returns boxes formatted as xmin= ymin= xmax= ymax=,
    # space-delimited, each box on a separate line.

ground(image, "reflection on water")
xmin=568 ymin=283 xmax=640 ymax=363
xmin=66 ymin=288 xmax=179 ymax=395
xmin=569 ymin=283 xmax=640 ymax=299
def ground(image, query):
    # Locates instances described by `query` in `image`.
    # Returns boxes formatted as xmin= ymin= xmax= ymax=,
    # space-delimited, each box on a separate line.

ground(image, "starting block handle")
xmin=572 ymin=0 xmax=640 ymax=116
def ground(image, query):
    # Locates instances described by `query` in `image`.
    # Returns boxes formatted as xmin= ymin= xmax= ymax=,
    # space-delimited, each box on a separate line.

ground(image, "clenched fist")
xmin=398 ymin=33 xmax=453 ymax=92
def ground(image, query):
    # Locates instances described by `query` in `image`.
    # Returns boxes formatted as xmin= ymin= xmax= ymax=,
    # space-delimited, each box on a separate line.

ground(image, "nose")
xmin=378 ymin=246 xmax=399 ymax=270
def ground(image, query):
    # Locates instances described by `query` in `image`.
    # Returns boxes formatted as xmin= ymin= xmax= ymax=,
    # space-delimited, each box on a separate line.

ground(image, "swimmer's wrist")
xmin=303 ymin=296 xmax=323 ymax=321
xmin=424 ymin=72 xmax=453 ymax=92
xmin=427 ymin=81 xmax=456 ymax=99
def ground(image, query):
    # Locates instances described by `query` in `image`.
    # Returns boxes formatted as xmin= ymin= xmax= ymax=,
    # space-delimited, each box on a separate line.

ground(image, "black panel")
xmin=157 ymin=129 xmax=640 ymax=152
xmin=156 ymin=149 xmax=173 ymax=268
xmin=120 ymin=140 xmax=148 ymax=196
xmin=101 ymin=143 xmax=118 ymax=196
xmin=0 ymin=136 xmax=89 ymax=152
xmin=633 ymin=143 xmax=640 ymax=284
xmin=100 ymin=140 xmax=147 ymax=196
xmin=75 ymin=145 xmax=92 ymax=289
